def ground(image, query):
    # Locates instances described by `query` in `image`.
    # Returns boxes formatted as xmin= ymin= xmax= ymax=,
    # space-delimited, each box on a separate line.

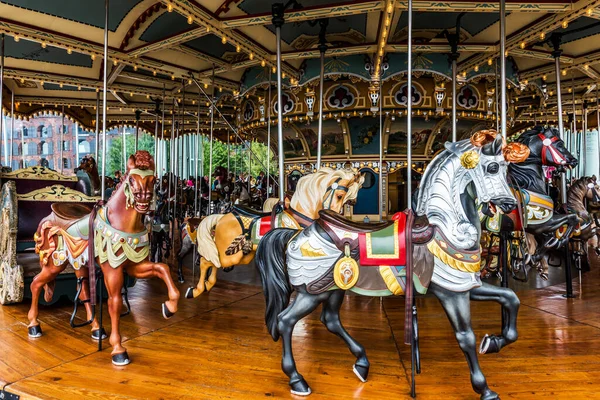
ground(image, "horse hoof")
xmin=112 ymin=352 xmax=130 ymax=366
xmin=353 ymin=364 xmax=369 ymax=382
xmin=481 ymin=389 xmax=500 ymax=400
xmin=185 ymin=287 xmax=195 ymax=299
xmin=28 ymin=325 xmax=43 ymax=338
xmin=479 ymin=334 xmax=501 ymax=354
xmin=91 ymin=328 xmax=108 ymax=341
xmin=162 ymin=303 xmax=175 ymax=319
xmin=290 ymin=379 xmax=311 ymax=396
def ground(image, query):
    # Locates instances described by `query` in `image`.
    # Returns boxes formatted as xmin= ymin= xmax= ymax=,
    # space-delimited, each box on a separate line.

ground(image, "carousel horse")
xmin=185 ymin=167 xmax=364 ymax=299
xmin=75 ymin=155 xmax=101 ymax=196
xmin=255 ymin=131 xmax=526 ymax=399
xmin=566 ymin=177 xmax=600 ymax=259
xmin=481 ymin=127 xmax=579 ymax=278
xmin=28 ymin=151 xmax=180 ymax=366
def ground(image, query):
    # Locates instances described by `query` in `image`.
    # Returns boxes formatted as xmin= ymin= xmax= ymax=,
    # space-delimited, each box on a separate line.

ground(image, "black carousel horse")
xmin=481 ymin=127 xmax=579 ymax=278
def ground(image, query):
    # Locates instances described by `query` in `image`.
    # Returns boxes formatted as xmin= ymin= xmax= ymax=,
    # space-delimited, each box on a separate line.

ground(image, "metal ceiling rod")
xmin=0 ymin=33 xmax=5 ymax=166
xmin=500 ymin=0 xmax=507 ymax=139
xmin=444 ymin=13 xmax=464 ymax=142
xmin=316 ymin=18 xmax=329 ymax=169
xmin=273 ymin=3 xmax=286 ymax=204
xmin=100 ymin=0 xmax=109 ymax=200
xmin=207 ymin=65 xmax=215 ymax=215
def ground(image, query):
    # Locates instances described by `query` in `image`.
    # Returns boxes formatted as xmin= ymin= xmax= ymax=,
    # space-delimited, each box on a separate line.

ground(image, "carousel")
xmin=0 ymin=0 xmax=599 ymax=399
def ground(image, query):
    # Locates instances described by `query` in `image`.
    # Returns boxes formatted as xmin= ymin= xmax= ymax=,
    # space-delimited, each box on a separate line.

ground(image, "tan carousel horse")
xmin=186 ymin=167 xmax=364 ymax=299
xmin=28 ymin=151 xmax=180 ymax=366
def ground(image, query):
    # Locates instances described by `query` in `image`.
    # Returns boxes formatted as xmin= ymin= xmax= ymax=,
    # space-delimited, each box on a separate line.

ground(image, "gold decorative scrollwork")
xmin=0 ymin=166 xmax=78 ymax=181
xmin=17 ymin=184 xmax=100 ymax=203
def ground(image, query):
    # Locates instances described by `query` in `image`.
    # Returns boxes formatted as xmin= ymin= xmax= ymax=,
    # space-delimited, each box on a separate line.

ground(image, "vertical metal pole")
xmin=572 ymin=77 xmax=576 ymax=180
xmin=161 ymin=85 xmax=166 ymax=178
xmin=195 ymin=96 xmax=200 ymax=215
xmin=379 ymin=85 xmax=383 ymax=219
xmin=0 ymin=33 xmax=4 ymax=166
xmin=495 ymin=59 xmax=499 ymax=131
xmin=317 ymin=49 xmax=325 ymax=168
xmin=136 ymin=112 xmax=140 ymax=153
xmin=597 ymin=89 xmax=600 ymax=177
xmin=75 ymin=122 xmax=79 ymax=164
xmin=451 ymin=59 xmax=457 ymax=141
xmin=168 ymin=99 xmax=175 ymax=220
xmin=101 ymin=0 xmax=109 ymax=200
xmin=227 ymin=132 xmax=230 ymax=173
xmin=207 ymin=65 xmax=215 ymax=215
xmin=61 ymin=106 xmax=65 ymax=173
xmin=95 ymin=92 xmax=99 ymax=161
xmin=122 ymin=125 xmax=126 ymax=171
xmin=273 ymin=8 xmax=286 ymax=204
xmin=10 ymin=90 xmax=14 ymax=166
xmin=407 ymin=0 xmax=413 ymax=203
xmin=582 ymin=100 xmax=587 ymax=177
xmin=500 ymin=0 xmax=507 ymax=140
xmin=154 ymin=108 xmax=159 ymax=168
xmin=266 ymin=69 xmax=272 ymax=196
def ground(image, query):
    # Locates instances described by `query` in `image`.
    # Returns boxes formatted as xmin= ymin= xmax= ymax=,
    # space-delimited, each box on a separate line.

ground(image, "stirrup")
xmin=70 ymin=277 xmax=94 ymax=328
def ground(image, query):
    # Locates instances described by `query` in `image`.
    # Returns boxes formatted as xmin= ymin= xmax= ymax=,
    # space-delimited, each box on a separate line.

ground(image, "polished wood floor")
xmin=2 ymin=252 xmax=600 ymax=399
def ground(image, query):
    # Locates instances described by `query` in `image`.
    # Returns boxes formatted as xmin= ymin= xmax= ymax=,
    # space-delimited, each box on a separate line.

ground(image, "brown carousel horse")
xmin=28 ymin=151 xmax=180 ymax=366
xmin=75 ymin=155 xmax=101 ymax=196
xmin=186 ymin=167 xmax=364 ymax=299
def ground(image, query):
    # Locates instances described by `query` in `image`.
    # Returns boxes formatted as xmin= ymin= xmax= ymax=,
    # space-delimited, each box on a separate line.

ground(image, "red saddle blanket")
xmin=358 ymin=212 xmax=407 ymax=266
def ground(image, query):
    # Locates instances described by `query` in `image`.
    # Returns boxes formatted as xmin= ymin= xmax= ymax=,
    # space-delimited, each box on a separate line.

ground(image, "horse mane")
xmin=290 ymin=167 xmax=362 ymax=214
xmin=567 ymin=177 xmax=591 ymax=216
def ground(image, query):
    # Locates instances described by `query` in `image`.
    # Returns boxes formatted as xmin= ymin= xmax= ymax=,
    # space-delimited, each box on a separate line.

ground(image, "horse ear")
xmin=126 ymin=155 xmax=136 ymax=172
xmin=482 ymin=134 xmax=503 ymax=156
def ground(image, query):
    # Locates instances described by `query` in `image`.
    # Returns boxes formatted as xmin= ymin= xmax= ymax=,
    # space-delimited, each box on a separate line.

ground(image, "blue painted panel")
xmin=140 ymin=12 xmax=193 ymax=42
xmin=238 ymin=0 xmax=351 ymax=15
xmin=1 ymin=0 xmax=142 ymax=31
xmin=349 ymin=117 xmax=380 ymax=155
xmin=264 ymin=14 xmax=367 ymax=45
xmin=186 ymin=34 xmax=237 ymax=59
xmin=354 ymin=169 xmax=379 ymax=214
xmin=4 ymin=39 xmax=92 ymax=67
xmin=394 ymin=12 xmax=500 ymax=37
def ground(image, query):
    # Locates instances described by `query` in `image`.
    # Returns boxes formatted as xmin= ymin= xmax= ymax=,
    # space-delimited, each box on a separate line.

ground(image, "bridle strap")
xmin=537 ymin=133 xmax=565 ymax=165
xmin=322 ymin=178 xmax=350 ymax=210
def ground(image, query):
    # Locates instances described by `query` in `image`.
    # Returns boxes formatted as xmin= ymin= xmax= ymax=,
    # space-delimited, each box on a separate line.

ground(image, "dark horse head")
xmin=514 ymin=126 xmax=578 ymax=168
xmin=509 ymin=126 xmax=578 ymax=195
xmin=212 ymin=166 xmax=228 ymax=181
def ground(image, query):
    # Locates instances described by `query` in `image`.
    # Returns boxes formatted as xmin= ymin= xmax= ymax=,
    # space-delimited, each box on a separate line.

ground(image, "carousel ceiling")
xmin=1 ymin=0 xmax=600 ymax=144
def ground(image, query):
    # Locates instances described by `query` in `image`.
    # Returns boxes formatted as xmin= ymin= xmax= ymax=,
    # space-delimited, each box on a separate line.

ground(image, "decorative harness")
xmin=538 ymin=133 xmax=566 ymax=165
xmin=321 ymin=178 xmax=350 ymax=210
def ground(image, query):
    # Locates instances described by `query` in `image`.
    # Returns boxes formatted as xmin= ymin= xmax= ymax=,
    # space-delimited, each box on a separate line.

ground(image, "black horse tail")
xmin=255 ymin=228 xmax=297 ymax=342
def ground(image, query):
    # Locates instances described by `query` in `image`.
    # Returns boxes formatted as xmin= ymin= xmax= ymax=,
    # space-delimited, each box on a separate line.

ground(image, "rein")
xmin=87 ymin=200 xmax=105 ymax=306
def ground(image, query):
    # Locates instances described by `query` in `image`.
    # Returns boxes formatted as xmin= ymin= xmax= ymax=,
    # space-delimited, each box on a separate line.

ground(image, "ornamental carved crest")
xmin=274 ymin=92 xmax=295 ymax=115
xmin=457 ymin=85 xmax=479 ymax=109
xmin=327 ymin=85 xmax=355 ymax=109
xmin=395 ymin=84 xmax=422 ymax=106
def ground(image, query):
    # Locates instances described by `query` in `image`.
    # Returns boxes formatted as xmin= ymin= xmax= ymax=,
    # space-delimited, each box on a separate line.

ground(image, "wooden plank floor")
xmin=2 ymin=260 xmax=600 ymax=399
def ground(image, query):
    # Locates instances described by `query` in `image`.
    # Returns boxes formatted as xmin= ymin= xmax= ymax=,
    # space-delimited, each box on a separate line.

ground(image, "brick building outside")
xmin=1 ymin=114 xmax=122 ymax=174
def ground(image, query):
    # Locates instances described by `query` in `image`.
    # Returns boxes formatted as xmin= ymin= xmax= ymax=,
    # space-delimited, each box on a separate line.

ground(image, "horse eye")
xmin=486 ymin=162 xmax=499 ymax=174
xmin=337 ymin=194 xmax=343 ymax=200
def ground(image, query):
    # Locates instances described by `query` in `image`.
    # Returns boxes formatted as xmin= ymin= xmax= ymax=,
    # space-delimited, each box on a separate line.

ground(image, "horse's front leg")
xmin=126 ymin=260 xmax=179 ymax=317
xmin=101 ymin=263 xmax=128 ymax=365
xmin=469 ymin=282 xmax=519 ymax=354
xmin=429 ymin=282 xmax=498 ymax=400
xmin=27 ymin=263 xmax=65 ymax=338
xmin=320 ymin=289 xmax=370 ymax=382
